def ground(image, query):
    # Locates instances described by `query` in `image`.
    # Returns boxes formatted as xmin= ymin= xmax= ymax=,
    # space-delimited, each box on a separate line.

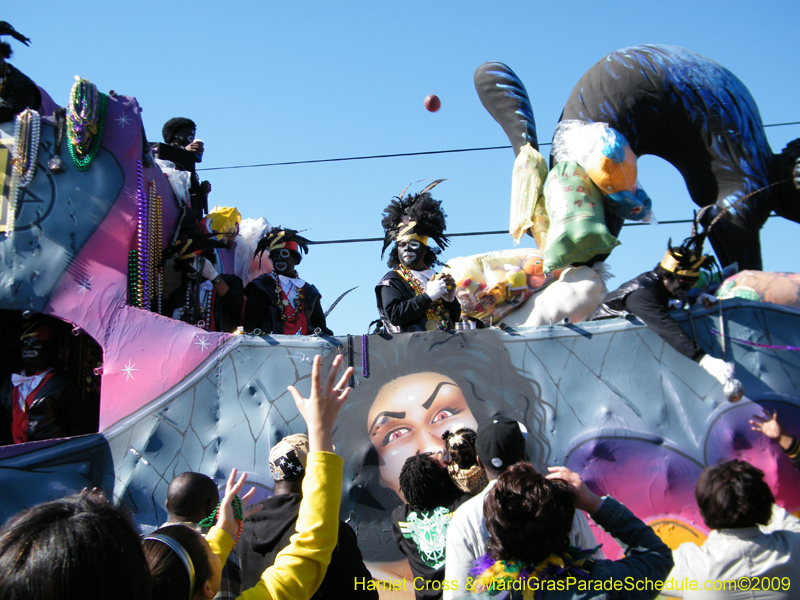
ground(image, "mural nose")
xmin=425 ymin=432 xmax=445 ymax=463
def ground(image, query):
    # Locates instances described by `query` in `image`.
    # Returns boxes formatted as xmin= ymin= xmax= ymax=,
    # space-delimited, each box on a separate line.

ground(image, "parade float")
xmin=1 ymin=44 xmax=800 ymax=587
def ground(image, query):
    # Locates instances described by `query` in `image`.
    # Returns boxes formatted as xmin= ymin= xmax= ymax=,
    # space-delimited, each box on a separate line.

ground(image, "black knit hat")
xmin=476 ymin=414 xmax=526 ymax=471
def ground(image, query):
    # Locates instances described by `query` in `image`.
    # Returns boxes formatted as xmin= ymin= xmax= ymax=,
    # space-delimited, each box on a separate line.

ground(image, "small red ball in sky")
xmin=424 ymin=94 xmax=441 ymax=112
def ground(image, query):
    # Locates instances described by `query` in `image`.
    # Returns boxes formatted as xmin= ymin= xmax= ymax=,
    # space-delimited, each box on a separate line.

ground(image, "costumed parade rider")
xmin=244 ymin=227 xmax=333 ymax=336
xmin=158 ymin=117 xmax=212 ymax=214
xmin=376 ymin=180 xmax=460 ymax=333
xmin=162 ymin=236 xmax=245 ymax=333
xmin=591 ymin=230 xmax=743 ymax=401
xmin=0 ymin=22 xmax=41 ymax=122
xmin=0 ymin=319 xmax=92 ymax=445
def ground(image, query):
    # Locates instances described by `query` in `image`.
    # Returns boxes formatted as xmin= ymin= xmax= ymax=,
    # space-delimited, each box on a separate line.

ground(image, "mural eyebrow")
xmin=369 ymin=411 xmax=406 ymax=435
xmin=422 ymin=381 xmax=458 ymax=410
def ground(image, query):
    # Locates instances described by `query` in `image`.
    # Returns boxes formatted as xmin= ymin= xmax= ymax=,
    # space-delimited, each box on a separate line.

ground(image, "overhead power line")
xmin=198 ymin=145 xmax=517 ymax=172
xmin=307 ymin=217 xmax=785 ymax=246
xmin=198 ymin=121 xmax=800 ymax=173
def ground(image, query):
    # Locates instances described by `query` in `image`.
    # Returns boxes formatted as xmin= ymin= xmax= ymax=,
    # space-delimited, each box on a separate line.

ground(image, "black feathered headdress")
xmin=254 ymin=227 xmax=311 ymax=263
xmin=160 ymin=233 xmax=229 ymax=267
xmin=0 ymin=22 xmax=31 ymax=46
xmin=381 ymin=179 xmax=449 ymax=268
xmin=660 ymin=207 xmax=716 ymax=278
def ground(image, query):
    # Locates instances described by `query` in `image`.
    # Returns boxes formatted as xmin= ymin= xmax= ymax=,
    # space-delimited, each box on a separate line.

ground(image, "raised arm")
xmin=209 ymin=355 xmax=353 ymax=600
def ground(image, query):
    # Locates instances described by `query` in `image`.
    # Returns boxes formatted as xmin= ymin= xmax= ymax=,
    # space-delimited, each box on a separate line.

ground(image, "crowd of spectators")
xmin=3 ymin=378 xmax=799 ymax=600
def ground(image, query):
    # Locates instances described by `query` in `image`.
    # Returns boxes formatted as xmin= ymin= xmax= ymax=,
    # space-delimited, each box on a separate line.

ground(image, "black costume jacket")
xmin=164 ymin=274 xmax=244 ymax=333
xmin=0 ymin=370 xmax=89 ymax=446
xmin=590 ymin=271 xmax=705 ymax=361
xmin=243 ymin=274 xmax=332 ymax=336
xmin=375 ymin=270 xmax=461 ymax=333
xmin=239 ymin=492 xmax=377 ymax=599
xmin=0 ymin=63 xmax=41 ymax=122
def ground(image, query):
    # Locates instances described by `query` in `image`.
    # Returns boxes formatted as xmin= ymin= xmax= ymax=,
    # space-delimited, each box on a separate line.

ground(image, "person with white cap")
xmin=239 ymin=433 xmax=377 ymax=598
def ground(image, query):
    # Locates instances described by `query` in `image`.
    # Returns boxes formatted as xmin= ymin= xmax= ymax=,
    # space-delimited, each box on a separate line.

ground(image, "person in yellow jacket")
xmin=144 ymin=354 xmax=354 ymax=600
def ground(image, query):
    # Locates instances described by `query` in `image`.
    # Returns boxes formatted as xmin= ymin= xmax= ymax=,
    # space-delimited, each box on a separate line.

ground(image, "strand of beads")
xmin=14 ymin=109 xmax=40 ymax=188
xmin=346 ymin=334 xmax=355 ymax=387
xmin=149 ymin=184 xmax=163 ymax=314
xmin=7 ymin=109 xmax=42 ymax=236
xmin=274 ymin=277 xmax=304 ymax=323
xmin=48 ymin=108 xmax=66 ymax=173
xmin=66 ymin=78 xmax=108 ymax=171
xmin=201 ymin=287 xmax=211 ymax=331
xmin=361 ymin=334 xmax=370 ymax=377
xmin=0 ymin=62 xmax=9 ymax=97
xmin=128 ymin=250 xmax=140 ymax=306
xmin=184 ymin=277 xmax=193 ymax=319
xmin=198 ymin=495 xmax=244 ymax=544
xmin=156 ymin=271 xmax=162 ymax=315
xmin=147 ymin=181 xmax=161 ymax=311
xmin=136 ymin=161 xmax=149 ymax=309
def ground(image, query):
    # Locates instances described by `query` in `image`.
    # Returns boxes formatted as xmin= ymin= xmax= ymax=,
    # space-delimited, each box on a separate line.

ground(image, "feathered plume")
xmin=380 ymin=179 xmax=449 ymax=268
xmin=254 ymin=227 xmax=311 ymax=262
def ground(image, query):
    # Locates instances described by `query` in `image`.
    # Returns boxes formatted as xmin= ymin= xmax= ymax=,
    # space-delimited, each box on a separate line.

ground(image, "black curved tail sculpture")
xmin=476 ymin=45 xmax=800 ymax=270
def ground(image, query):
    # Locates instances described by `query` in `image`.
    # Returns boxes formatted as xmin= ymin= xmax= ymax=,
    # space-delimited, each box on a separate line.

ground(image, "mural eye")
xmin=431 ymin=407 xmax=462 ymax=423
xmin=384 ymin=427 xmax=410 ymax=445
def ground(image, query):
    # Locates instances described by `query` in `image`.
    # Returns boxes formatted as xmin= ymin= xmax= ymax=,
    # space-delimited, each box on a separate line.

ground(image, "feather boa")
xmin=469 ymin=546 xmax=600 ymax=598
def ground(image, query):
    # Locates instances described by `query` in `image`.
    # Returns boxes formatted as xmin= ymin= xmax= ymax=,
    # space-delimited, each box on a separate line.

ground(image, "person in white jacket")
xmin=663 ymin=459 xmax=800 ymax=599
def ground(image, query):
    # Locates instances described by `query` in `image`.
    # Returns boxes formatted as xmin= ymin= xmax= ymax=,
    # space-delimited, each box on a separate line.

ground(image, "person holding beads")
xmin=375 ymin=180 xmax=460 ymax=333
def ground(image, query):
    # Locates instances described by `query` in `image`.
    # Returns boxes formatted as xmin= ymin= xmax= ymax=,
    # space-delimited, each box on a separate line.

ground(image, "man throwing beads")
xmin=375 ymin=180 xmax=460 ymax=333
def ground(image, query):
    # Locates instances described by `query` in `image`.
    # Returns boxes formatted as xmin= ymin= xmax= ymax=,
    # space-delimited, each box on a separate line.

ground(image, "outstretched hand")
xmin=547 ymin=466 xmax=603 ymax=515
xmin=287 ymin=354 xmax=353 ymax=453
xmin=750 ymin=410 xmax=783 ymax=441
xmin=217 ymin=468 xmax=260 ymax=540
xmin=750 ymin=409 xmax=795 ymax=451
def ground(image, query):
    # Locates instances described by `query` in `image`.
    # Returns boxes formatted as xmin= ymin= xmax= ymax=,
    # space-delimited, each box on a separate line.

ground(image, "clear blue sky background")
xmin=6 ymin=1 xmax=800 ymax=334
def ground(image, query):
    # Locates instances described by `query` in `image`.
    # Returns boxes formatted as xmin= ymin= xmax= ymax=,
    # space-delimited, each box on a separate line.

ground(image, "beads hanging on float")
xmin=66 ymin=77 xmax=108 ymax=171
xmin=128 ymin=250 xmax=140 ymax=307
xmin=7 ymin=108 xmax=41 ymax=236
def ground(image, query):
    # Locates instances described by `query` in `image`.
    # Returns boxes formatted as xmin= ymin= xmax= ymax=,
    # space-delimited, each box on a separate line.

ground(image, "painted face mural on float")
xmin=368 ymin=372 xmax=478 ymax=498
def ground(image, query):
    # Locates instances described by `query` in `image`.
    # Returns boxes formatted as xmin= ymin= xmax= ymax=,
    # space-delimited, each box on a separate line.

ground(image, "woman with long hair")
xmin=334 ymin=330 xmax=554 ymax=571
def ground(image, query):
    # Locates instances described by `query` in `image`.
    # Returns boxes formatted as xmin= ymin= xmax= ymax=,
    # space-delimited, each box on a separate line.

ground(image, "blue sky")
xmin=6 ymin=1 xmax=800 ymax=334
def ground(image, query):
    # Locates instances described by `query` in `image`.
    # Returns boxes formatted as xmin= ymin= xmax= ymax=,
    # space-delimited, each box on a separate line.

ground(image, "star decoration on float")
xmin=77 ymin=276 xmax=93 ymax=294
xmin=116 ymin=112 xmax=131 ymax=128
xmin=122 ymin=360 xmax=138 ymax=381
xmin=194 ymin=335 xmax=211 ymax=351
